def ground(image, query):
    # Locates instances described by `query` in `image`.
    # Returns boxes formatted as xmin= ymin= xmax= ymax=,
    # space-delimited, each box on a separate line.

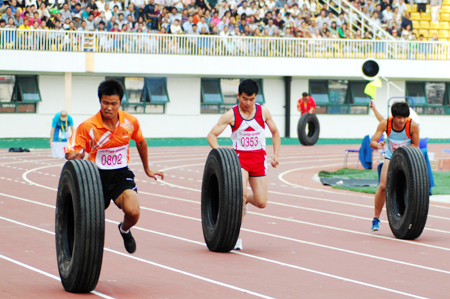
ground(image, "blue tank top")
xmin=385 ymin=117 xmax=412 ymax=159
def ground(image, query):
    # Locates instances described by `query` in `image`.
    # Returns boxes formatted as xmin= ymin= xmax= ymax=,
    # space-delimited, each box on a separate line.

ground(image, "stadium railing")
xmin=1 ymin=29 xmax=449 ymax=60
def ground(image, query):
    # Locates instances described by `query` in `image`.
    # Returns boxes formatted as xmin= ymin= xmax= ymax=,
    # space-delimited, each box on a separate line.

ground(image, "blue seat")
xmin=419 ymin=137 xmax=429 ymax=149
xmin=344 ymin=134 xmax=384 ymax=169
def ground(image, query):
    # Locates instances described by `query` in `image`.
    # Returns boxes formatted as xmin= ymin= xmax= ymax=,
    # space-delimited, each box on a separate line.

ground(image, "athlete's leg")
xmin=115 ymin=189 xmax=140 ymax=231
xmin=248 ymin=176 xmax=268 ymax=209
xmin=374 ymin=159 xmax=390 ymax=218
xmin=241 ymin=168 xmax=249 ymax=219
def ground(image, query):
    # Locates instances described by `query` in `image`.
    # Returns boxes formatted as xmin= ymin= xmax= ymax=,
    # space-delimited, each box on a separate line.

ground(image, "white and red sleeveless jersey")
xmin=231 ymin=104 xmax=266 ymax=152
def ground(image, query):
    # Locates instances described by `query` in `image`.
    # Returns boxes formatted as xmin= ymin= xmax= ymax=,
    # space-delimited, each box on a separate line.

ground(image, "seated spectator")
xmin=110 ymin=0 xmax=122 ymax=11
xmin=72 ymin=14 xmax=81 ymax=28
xmin=388 ymin=22 xmax=400 ymax=35
xmin=82 ymin=6 xmax=92 ymax=20
xmin=63 ymin=17 xmax=70 ymax=29
xmin=9 ymin=0 xmax=20 ymax=14
xmin=183 ymin=15 xmax=194 ymax=32
xmin=193 ymin=9 xmax=202 ymax=23
xmin=216 ymin=15 xmax=227 ymax=32
xmin=394 ymin=0 xmax=407 ymax=16
xmin=430 ymin=33 xmax=439 ymax=41
xmin=312 ymin=28 xmax=322 ymax=38
xmin=196 ymin=0 xmax=207 ymax=11
xmin=123 ymin=4 xmax=135 ymax=20
xmin=264 ymin=18 xmax=277 ymax=36
xmin=132 ymin=0 xmax=145 ymax=20
xmin=237 ymin=1 xmax=249 ymax=15
xmin=0 ymin=20 xmax=5 ymax=28
xmin=125 ymin=14 xmax=135 ymax=26
xmin=315 ymin=9 xmax=326 ymax=28
xmin=30 ymin=11 xmax=41 ymax=25
xmin=401 ymin=12 xmax=412 ymax=30
xmin=338 ymin=22 xmax=347 ymax=38
xmin=1 ymin=7 xmax=14 ymax=22
xmin=174 ymin=0 xmax=184 ymax=13
xmin=320 ymin=22 xmax=328 ymax=35
xmin=370 ymin=11 xmax=382 ymax=33
xmin=335 ymin=12 xmax=345 ymax=28
xmin=382 ymin=5 xmax=393 ymax=24
xmin=247 ymin=1 xmax=258 ymax=17
xmin=274 ymin=12 xmax=285 ymax=29
xmin=159 ymin=9 xmax=170 ymax=30
xmin=96 ymin=20 xmax=107 ymax=31
xmin=206 ymin=0 xmax=217 ymax=11
xmin=197 ymin=15 xmax=209 ymax=32
xmin=86 ymin=13 xmax=95 ymax=30
xmin=329 ymin=21 xmax=337 ymax=37
xmin=275 ymin=0 xmax=286 ymax=8
xmin=13 ymin=10 xmax=23 ymax=27
xmin=181 ymin=9 xmax=189 ymax=24
xmin=364 ymin=30 xmax=373 ymax=39
xmin=5 ymin=17 xmax=17 ymax=28
xmin=218 ymin=1 xmax=228 ymax=18
xmin=238 ymin=17 xmax=246 ymax=32
xmin=37 ymin=2 xmax=49 ymax=19
xmin=18 ymin=17 xmax=30 ymax=29
xmin=219 ymin=24 xmax=231 ymax=35
xmin=158 ymin=26 xmax=167 ymax=33
xmin=169 ymin=7 xmax=181 ymax=25
xmin=106 ymin=15 xmax=116 ymax=30
xmin=210 ymin=11 xmax=219 ymax=25
xmin=111 ymin=5 xmax=120 ymax=18
xmin=95 ymin=11 xmax=107 ymax=27
xmin=401 ymin=23 xmax=412 ymax=39
xmin=247 ymin=15 xmax=258 ymax=33
xmin=273 ymin=27 xmax=280 ymax=36
xmin=103 ymin=3 xmax=112 ymax=21
xmin=170 ymin=18 xmax=182 ymax=33
xmin=60 ymin=3 xmax=72 ymax=22
xmin=308 ymin=19 xmax=318 ymax=35
xmin=77 ymin=19 xmax=88 ymax=31
xmin=187 ymin=1 xmax=199 ymax=16
xmin=204 ymin=9 xmax=212 ymax=24
xmin=392 ymin=29 xmax=401 ymax=40
xmin=325 ymin=11 xmax=334 ymax=26
xmin=284 ymin=12 xmax=295 ymax=27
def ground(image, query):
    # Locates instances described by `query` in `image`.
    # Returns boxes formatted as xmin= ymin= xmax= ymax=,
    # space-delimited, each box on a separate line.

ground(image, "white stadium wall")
xmin=1 ymin=50 xmax=450 ymax=139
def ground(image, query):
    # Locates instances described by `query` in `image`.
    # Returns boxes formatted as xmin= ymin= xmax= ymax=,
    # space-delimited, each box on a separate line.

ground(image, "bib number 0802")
xmin=101 ymin=154 xmax=122 ymax=166
xmin=241 ymin=136 xmax=258 ymax=148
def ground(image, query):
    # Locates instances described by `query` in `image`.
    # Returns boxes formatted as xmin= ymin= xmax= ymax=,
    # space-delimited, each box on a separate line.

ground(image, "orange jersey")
xmin=66 ymin=110 xmax=145 ymax=170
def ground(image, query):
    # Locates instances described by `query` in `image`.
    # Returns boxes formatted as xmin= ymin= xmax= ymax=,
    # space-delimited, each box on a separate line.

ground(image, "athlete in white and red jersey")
xmin=207 ymin=79 xmax=281 ymax=250
xmin=65 ymin=79 xmax=164 ymax=254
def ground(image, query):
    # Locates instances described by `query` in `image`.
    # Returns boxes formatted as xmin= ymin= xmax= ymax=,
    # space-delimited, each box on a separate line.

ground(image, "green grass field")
xmin=318 ymin=168 xmax=450 ymax=195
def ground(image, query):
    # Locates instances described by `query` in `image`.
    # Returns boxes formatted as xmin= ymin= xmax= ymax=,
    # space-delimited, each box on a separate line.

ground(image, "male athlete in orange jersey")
xmin=65 ymin=79 xmax=164 ymax=254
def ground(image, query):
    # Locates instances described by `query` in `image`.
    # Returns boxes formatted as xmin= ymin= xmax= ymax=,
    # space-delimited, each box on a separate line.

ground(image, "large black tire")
xmin=386 ymin=147 xmax=430 ymax=240
xmin=201 ymin=148 xmax=243 ymax=252
xmin=55 ymin=160 xmax=105 ymax=293
xmin=297 ymin=113 xmax=320 ymax=146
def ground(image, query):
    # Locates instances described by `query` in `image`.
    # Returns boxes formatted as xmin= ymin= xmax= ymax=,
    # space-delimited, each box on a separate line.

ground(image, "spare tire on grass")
xmin=386 ymin=147 xmax=429 ymax=240
xmin=201 ymin=148 xmax=243 ymax=252
xmin=297 ymin=113 xmax=320 ymax=146
xmin=55 ymin=160 xmax=105 ymax=293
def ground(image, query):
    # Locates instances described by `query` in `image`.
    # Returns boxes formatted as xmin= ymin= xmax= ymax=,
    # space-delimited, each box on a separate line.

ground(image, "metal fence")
xmin=1 ymin=29 xmax=449 ymax=60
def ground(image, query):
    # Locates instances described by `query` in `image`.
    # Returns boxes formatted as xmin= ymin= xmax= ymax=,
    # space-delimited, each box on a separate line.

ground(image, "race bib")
xmin=95 ymin=145 xmax=128 ymax=170
xmin=389 ymin=139 xmax=409 ymax=153
xmin=237 ymin=131 xmax=262 ymax=151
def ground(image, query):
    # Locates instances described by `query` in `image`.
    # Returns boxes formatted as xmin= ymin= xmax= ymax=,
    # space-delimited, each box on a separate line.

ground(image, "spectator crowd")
xmin=0 ymin=0 xmax=446 ymax=42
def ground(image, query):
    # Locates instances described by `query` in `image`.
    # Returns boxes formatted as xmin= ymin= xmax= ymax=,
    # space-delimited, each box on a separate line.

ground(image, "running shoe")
xmin=371 ymin=218 xmax=380 ymax=231
xmin=118 ymin=223 xmax=136 ymax=254
xmin=234 ymin=238 xmax=243 ymax=250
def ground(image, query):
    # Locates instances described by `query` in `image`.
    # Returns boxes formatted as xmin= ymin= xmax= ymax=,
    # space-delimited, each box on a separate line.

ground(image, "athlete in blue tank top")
xmin=369 ymin=102 xmax=420 ymax=232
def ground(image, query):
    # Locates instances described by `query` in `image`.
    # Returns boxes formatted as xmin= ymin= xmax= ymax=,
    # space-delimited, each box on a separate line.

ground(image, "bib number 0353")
xmin=240 ymin=136 xmax=259 ymax=148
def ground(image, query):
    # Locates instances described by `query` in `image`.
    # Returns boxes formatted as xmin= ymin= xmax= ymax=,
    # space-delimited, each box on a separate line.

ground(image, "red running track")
xmin=0 ymin=144 xmax=449 ymax=298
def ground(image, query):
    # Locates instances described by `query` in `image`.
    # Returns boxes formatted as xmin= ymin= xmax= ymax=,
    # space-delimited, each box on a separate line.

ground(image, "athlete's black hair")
xmin=98 ymin=79 xmax=124 ymax=102
xmin=238 ymin=79 xmax=259 ymax=96
xmin=391 ymin=101 xmax=410 ymax=118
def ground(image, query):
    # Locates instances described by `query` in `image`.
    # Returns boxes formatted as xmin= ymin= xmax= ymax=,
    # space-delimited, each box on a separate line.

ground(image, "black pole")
xmin=284 ymin=76 xmax=292 ymax=138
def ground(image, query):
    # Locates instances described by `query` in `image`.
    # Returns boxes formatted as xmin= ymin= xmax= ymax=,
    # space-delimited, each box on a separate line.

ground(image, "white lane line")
xmin=0 ymin=253 xmax=115 ymax=299
xmin=0 ymin=158 xmax=63 ymax=165
xmin=0 ymin=216 xmax=274 ymax=299
xmin=4 ymin=191 xmax=450 ymax=278
xmin=22 ymin=164 xmax=65 ymax=190
xmin=0 ymin=214 xmax=431 ymax=299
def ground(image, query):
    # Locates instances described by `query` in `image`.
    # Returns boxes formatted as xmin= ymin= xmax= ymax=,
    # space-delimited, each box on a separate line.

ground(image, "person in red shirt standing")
xmin=297 ymin=92 xmax=316 ymax=115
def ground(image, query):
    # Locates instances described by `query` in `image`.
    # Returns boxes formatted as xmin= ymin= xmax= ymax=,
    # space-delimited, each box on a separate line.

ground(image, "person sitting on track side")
xmin=369 ymin=101 xmax=419 ymax=232
xmin=65 ymin=79 xmax=164 ymax=254
xmin=297 ymin=92 xmax=316 ymax=115
xmin=206 ymin=79 xmax=281 ymax=250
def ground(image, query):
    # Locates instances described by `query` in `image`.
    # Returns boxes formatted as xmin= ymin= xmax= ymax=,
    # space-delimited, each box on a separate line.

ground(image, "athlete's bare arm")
xmin=207 ymin=109 xmax=235 ymax=149
xmin=369 ymin=101 xmax=384 ymax=122
xmin=262 ymin=106 xmax=280 ymax=168
xmin=50 ymin=127 xmax=55 ymax=145
xmin=409 ymin=121 xmax=420 ymax=147
xmin=370 ymin=120 xmax=387 ymax=150
xmin=136 ymin=139 xmax=164 ymax=180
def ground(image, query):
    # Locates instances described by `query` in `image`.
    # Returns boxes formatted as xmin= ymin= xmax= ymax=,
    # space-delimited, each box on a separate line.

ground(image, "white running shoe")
xmin=234 ymin=238 xmax=243 ymax=250
xmin=244 ymin=203 xmax=248 ymax=215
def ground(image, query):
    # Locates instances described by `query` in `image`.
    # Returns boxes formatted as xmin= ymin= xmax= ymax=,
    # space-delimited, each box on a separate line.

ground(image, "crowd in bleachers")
xmin=0 ymin=0 xmax=449 ymax=42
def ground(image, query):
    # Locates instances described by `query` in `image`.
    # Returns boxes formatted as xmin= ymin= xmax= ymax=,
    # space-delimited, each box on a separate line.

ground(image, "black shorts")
xmin=99 ymin=167 xmax=137 ymax=209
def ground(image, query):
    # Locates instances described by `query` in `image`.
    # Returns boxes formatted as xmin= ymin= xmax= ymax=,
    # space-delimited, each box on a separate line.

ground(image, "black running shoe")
xmin=118 ymin=223 xmax=136 ymax=254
